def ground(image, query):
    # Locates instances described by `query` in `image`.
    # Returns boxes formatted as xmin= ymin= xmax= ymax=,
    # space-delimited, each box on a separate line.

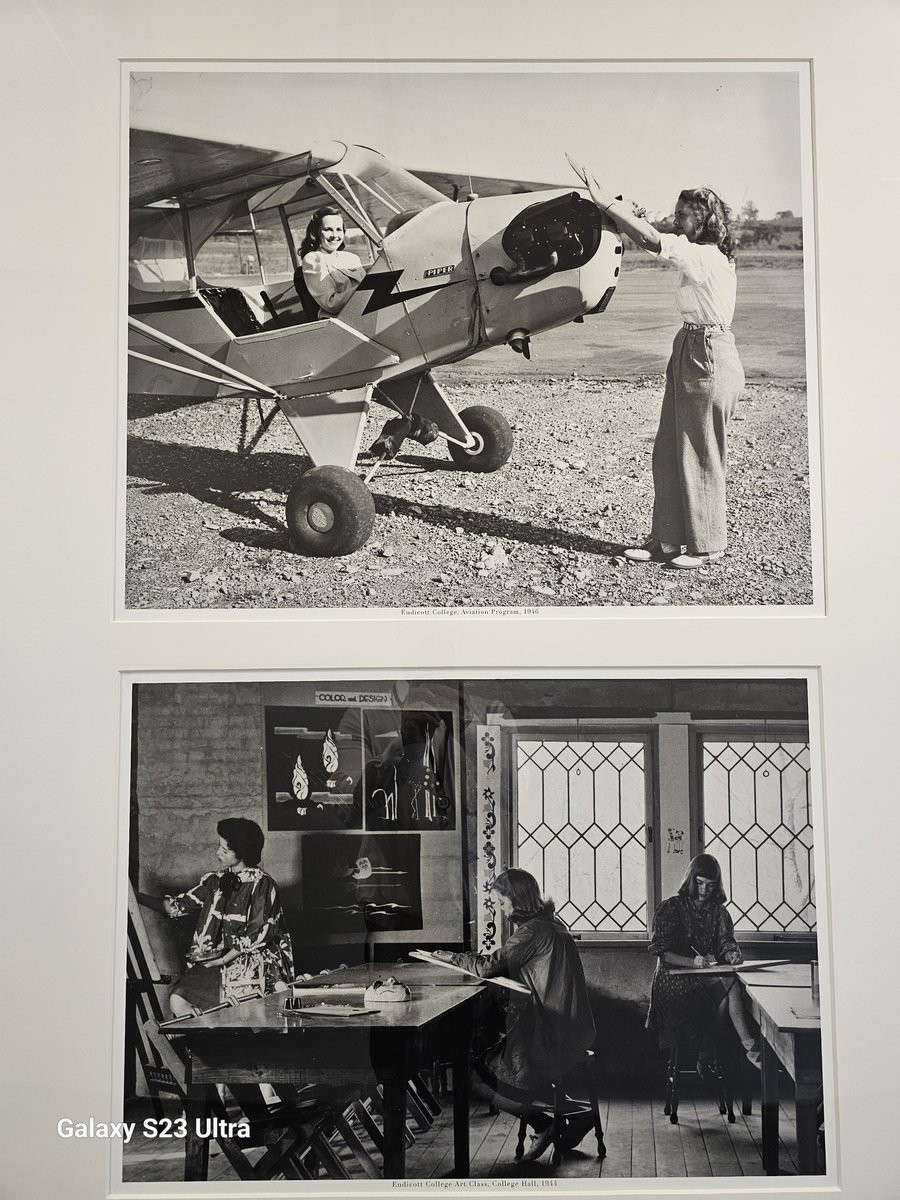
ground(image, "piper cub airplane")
xmin=128 ymin=129 xmax=623 ymax=556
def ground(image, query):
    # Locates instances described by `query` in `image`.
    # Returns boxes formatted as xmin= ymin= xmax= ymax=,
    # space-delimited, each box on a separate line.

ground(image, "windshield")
xmin=321 ymin=163 xmax=447 ymax=238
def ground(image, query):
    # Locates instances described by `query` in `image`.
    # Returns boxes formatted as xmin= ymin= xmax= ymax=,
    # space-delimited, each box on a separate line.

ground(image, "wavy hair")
xmin=217 ymin=817 xmax=265 ymax=868
xmin=676 ymin=852 xmax=727 ymax=905
xmin=299 ymin=205 xmax=345 ymax=257
xmin=679 ymin=187 xmax=737 ymax=261
xmin=492 ymin=868 xmax=556 ymax=924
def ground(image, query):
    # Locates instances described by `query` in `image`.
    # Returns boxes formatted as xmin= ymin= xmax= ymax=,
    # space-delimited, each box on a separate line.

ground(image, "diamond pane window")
xmin=702 ymin=738 xmax=815 ymax=933
xmin=514 ymin=739 xmax=647 ymax=933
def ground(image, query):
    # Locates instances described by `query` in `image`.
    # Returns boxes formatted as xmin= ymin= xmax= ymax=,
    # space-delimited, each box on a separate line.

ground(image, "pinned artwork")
xmin=266 ymin=707 xmax=364 ymax=830
xmin=360 ymin=709 xmax=456 ymax=830
xmin=300 ymin=834 xmax=423 ymax=933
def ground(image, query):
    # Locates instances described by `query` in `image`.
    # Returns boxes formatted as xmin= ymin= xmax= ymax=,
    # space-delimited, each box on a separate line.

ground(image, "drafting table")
xmin=667 ymin=959 xmax=823 ymax=1174
xmin=165 ymin=978 xmax=481 ymax=1180
xmin=292 ymin=961 xmax=485 ymax=989
xmin=668 ymin=960 xmax=813 ymax=989
xmin=741 ymin=982 xmax=822 ymax=1176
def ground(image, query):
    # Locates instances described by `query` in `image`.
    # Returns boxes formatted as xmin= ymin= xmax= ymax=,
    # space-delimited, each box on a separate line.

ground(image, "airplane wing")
xmin=130 ymin=124 xmax=565 ymax=210
xmin=130 ymin=129 xmax=345 ymax=208
xmin=411 ymin=169 xmax=565 ymax=200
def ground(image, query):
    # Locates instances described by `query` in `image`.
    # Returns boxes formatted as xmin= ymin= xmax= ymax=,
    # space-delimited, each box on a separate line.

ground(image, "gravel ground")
xmin=125 ymin=371 xmax=813 ymax=611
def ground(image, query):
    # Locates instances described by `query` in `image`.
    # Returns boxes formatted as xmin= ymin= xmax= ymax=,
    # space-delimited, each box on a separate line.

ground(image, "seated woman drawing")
xmin=433 ymin=868 xmax=596 ymax=1162
xmin=295 ymin=205 xmax=366 ymax=318
xmin=138 ymin=817 xmax=294 ymax=1018
xmin=647 ymin=852 xmax=760 ymax=1072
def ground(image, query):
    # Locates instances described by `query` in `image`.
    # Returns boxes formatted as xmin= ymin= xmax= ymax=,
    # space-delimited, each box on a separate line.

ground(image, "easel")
xmin=126 ymin=880 xmax=186 ymax=1116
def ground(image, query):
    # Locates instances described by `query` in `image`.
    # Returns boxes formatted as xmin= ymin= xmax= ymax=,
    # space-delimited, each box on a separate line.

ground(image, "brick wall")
xmin=135 ymin=681 xmax=264 ymax=974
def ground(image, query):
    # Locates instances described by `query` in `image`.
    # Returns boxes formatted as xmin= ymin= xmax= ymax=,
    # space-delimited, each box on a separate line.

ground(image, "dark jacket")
xmin=454 ymin=914 xmax=595 ymax=1090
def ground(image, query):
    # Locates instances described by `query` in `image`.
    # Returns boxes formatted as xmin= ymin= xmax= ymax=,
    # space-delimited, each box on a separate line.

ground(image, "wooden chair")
xmin=663 ymin=1036 xmax=736 ymax=1125
xmin=514 ymin=1048 xmax=607 ymax=1168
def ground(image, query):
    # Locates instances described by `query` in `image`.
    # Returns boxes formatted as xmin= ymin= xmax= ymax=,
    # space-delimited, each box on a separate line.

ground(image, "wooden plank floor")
xmin=122 ymin=1088 xmax=818 ymax=1182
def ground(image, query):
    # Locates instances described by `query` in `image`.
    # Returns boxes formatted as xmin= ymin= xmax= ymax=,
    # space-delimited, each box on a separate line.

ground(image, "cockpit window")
xmin=129 ymin=209 xmax=189 ymax=290
xmin=282 ymin=183 xmax=378 ymax=268
xmin=193 ymin=209 xmax=264 ymax=286
xmin=322 ymin=165 xmax=446 ymax=238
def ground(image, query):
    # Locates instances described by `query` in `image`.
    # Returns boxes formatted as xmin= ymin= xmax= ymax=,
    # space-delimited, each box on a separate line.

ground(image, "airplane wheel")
xmin=285 ymin=466 xmax=375 ymax=557
xmin=448 ymin=405 xmax=513 ymax=472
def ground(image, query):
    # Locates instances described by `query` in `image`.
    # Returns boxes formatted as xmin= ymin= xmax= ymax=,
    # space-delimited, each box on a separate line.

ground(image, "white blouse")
xmin=301 ymin=250 xmax=366 ymax=316
xmin=655 ymin=233 xmax=737 ymax=326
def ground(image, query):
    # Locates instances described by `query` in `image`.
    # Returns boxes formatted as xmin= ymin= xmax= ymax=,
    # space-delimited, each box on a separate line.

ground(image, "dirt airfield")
xmin=124 ymin=265 xmax=815 ymax=612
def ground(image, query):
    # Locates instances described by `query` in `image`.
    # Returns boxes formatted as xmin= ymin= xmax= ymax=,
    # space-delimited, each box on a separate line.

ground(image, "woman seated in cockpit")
xmin=295 ymin=206 xmax=366 ymax=317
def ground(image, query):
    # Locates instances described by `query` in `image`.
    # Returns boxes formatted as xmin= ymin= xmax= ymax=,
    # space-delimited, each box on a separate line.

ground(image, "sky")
xmin=130 ymin=66 xmax=806 ymax=219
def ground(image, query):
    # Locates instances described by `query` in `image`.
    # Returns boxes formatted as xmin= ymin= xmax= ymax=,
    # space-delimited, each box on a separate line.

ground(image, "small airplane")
xmin=128 ymin=127 xmax=624 ymax=555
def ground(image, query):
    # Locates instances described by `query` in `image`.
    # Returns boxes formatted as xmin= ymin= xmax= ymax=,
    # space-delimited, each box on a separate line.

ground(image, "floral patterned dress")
xmin=167 ymin=867 xmax=294 ymax=1006
xmin=646 ymin=894 xmax=742 ymax=1047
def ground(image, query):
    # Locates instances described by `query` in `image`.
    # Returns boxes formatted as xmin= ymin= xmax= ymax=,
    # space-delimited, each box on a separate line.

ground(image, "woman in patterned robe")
xmin=647 ymin=853 xmax=759 ymax=1068
xmin=139 ymin=817 xmax=294 ymax=1017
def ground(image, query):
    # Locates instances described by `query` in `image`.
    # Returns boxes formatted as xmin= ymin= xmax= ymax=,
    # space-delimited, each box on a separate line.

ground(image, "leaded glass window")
xmin=513 ymin=737 xmax=648 ymax=933
xmin=701 ymin=737 xmax=815 ymax=933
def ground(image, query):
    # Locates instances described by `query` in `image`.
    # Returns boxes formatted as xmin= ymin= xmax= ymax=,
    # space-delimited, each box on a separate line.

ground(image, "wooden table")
xmin=741 ymin=982 xmax=822 ymax=1175
xmin=667 ymin=961 xmax=822 ymax=1174
xmin=165 ymin=973 xmax=481 ymax=1181
xmin=734 ymin=962 xmax=815 ymax=989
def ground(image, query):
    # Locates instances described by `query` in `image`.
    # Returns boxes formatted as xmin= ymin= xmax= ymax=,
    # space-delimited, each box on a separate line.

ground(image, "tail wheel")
xmin=285 ymin=465 xmax=375 ymax=557
xmin=448 ymin=405 xmax=513 ymax=472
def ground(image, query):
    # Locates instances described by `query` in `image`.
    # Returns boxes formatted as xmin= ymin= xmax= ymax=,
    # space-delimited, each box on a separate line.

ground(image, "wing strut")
xmin=127 ymin=316 xmax=291 ymax=397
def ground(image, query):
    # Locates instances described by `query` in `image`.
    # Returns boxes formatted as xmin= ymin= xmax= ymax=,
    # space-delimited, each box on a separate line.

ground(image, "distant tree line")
xmin=626 ymin=200 xmax=803 ymax=254
xmin=731 ymin=201 xmax=803 ymax=250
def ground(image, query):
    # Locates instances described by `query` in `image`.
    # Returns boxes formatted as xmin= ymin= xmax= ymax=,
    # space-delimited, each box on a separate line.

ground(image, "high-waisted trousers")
xmin=650 ymin=326 xmax=745 ymax=555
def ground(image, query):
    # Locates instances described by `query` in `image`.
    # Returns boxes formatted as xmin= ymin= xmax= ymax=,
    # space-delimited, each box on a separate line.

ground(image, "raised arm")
xmin=572 ymin=164 xmax=661 ymax=254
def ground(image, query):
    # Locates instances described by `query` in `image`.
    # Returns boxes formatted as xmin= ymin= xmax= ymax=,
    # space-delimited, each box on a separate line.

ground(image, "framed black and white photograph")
xmin=114 ymin=669 xmax=833 ymax=1188
xmin=120 ymin=61 xmax=823 ymax=616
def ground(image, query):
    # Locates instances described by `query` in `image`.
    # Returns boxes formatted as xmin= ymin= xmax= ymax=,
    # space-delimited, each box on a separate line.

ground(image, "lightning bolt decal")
xmin=356 ymin=269 xmax=462 ymax=315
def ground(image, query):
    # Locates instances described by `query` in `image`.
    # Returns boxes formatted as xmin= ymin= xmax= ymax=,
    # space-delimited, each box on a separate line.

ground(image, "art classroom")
xmin=122 ymin=674 xmax=827 ymax=1184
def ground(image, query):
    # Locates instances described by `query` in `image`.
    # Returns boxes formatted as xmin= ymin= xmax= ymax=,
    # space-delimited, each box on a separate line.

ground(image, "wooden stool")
xmin=663 ymin=1040 xmax=736 ymax=1125
xmin=514 ymin=1049 xmax=606 ymax=1168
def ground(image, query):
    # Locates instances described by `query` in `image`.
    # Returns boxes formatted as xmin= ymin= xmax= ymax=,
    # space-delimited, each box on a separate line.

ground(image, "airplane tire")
xmin=285 ymin=466 xmax=375 ymax=557
xmin=448 ymin=405 xmax=514 ymax=472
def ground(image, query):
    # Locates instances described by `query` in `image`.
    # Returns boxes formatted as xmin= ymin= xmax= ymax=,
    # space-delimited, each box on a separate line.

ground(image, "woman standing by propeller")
xmin=572 ymin=161 xmax=745 ymax=571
